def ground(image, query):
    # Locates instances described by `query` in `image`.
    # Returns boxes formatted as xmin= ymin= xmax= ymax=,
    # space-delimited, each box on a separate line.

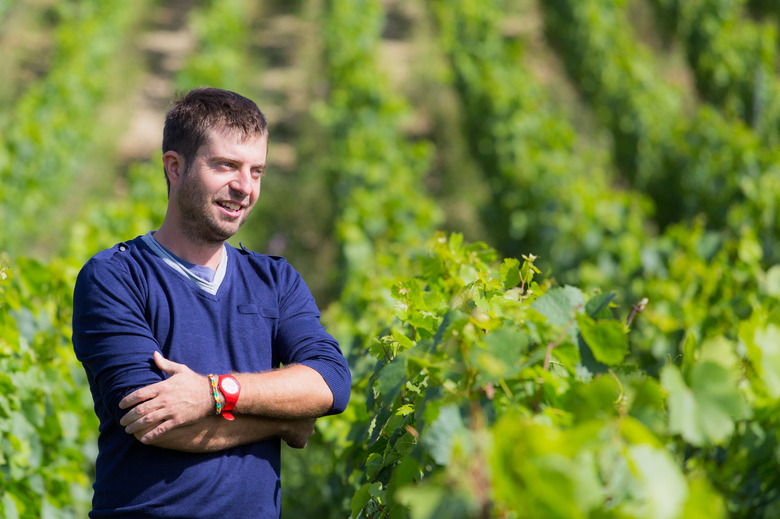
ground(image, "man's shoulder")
xmin=78 ymin=236 xmax=149 ymax=277
xmin=229 ymin=243 xmax=291 ymax=269
xmin=74 ymin=237 xmax=152 ymax=304
xmin=89 ymin=238 xmax=138 ymax=261
xmin=227 ymin=243 xmax=307 ymax=291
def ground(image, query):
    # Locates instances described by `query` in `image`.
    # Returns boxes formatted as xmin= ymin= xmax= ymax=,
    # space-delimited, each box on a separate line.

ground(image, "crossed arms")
xmin=118 ymin=351 xmax=334 ymax=452
xmin=72 ymin=249 xmax=351 ymax=456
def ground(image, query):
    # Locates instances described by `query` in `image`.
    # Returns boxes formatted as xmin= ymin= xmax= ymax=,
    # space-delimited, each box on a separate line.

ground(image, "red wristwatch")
xmin=218 ymin=374 xmax=241 ymax=420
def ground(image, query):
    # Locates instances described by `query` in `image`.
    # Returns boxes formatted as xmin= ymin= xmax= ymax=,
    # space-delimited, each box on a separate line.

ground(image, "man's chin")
xmin=207 ymin=221 xmax=245 ymax=242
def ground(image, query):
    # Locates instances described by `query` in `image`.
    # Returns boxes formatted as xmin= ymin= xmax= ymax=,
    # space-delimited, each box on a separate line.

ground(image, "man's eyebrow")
xmin=207 ymin=155 xmax=262 ymax=165
xmin=208 ymin=155 xmax=236 ymax=164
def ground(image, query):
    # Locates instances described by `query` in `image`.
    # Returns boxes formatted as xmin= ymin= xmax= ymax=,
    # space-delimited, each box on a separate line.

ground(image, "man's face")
xmin=175 ymin=128 xmax=268 ymax=245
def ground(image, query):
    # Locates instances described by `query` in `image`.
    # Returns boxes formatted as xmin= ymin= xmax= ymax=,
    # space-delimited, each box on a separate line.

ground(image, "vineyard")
xmin=1 ymin=0 xmax=779 ymax=517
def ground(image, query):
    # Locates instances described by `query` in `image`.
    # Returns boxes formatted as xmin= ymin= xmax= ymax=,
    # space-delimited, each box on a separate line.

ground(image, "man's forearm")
xmin=231 ymin=364 xmax=334 ymax=418
xmin=135 ymin=414 xmax=316 ymax=452
xmin=119 ymin=355 xmax=334 ymax=448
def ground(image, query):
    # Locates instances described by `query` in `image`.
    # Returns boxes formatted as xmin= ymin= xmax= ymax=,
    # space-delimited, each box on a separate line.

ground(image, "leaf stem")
xmin=626 ymin=297 xmax=649 ymax=327
xmin=543 ymin=320 xmax=575 ymax=371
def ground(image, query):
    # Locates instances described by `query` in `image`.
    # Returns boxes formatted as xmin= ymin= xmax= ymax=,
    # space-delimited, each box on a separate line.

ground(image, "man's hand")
xmin=280 ymin=417 xmax=317 ymax=449
xmin=119 ymin=351 xmax=213 ymax=444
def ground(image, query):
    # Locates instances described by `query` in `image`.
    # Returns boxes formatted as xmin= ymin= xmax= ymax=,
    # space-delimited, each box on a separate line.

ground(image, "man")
xmin=72 ymin=87 xmax=351 ymax=518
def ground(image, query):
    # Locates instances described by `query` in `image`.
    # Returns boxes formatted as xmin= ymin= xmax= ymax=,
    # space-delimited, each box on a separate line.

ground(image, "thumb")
xmin=153 ymin=350 xmax=182 ymax=375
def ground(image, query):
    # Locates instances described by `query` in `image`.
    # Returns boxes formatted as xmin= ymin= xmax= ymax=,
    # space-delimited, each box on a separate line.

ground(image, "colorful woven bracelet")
xmin=208 ymin=374 xmax=222 ymax=415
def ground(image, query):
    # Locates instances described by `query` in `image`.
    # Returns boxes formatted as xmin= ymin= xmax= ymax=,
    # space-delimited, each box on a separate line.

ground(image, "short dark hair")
xmin=162 ymin=87 xmax=268 ymax=191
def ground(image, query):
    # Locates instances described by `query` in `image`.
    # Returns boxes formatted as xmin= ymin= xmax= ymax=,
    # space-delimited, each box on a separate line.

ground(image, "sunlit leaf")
xmin=662 ymin=363 xmax=751 ymax=446
xmin=422 ymin=405 xmax=463 ymax=466
xmin=577 ymin=314 xmax=628 ymax=365
xmin=622 ymin=444 xmax=688 ymax=519
xmin=532 ymin=286 xmax=586 ymax=327
xmin=499 ymin=258 xmax=521 ymax=289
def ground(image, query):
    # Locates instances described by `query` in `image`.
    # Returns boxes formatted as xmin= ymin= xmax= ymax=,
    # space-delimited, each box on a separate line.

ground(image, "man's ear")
xmin=162 ymin=151 xmax=186 ymax=187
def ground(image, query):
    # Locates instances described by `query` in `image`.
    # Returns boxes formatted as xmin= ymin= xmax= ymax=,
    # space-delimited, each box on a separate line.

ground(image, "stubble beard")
xmin=177 ymin=176 xmax=252 ymax=246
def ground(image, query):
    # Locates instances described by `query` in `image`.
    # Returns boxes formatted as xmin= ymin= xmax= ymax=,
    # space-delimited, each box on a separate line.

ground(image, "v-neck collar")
xmin=142 ymin=232 xmax=228 ymax=295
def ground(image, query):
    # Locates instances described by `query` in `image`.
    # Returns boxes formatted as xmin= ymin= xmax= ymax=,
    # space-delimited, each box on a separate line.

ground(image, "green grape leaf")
xmin=471 ymin=327 xmax=529 ymax=384
xmin=422 ymin=405 xmax=463 ymax=465
xmin=532 ymin=286 xmax=585 ymax=327
xmin=351 ymin=482 xmax=384 ymax=519
xmin=577 ymin=314 xmax=628 ymax=365
xmin=499 ymin=258 xmax=521 ymax=289
xmin=585 ymin=291 xmax=616 ymax=318
xmin=680 ymin=476 xmax=727 ymax=519
xmin=395 ymin=485 xmax=447 ymax=519
xmin=577 ymin=335 xmax=609 ymax=376
xmin=624 ymin=444 xmax=688 ymax=519
xmin=368 ymin=406 xmax=393 ymax=447
xmin=392 ymin=329 xmax=415 ymax=351
xmin=566 ymin=375 xmax=621 ymax=422
xmin=744 ymin=323 xmax=780 ymax=398
xmin=765 ymin=265 xmax=780 ymax=298
xmin=365 ymin=453 xmax=384 ymax=480
xmin=1 ymin=493 xmax=19 ymax=519
xmin=662 ymin=363 xmax=751 ymax=446
xmin=377 ymin=356 xmax=407 ymax=408
xmin=384 ymin=431 xmax=417 ymax=468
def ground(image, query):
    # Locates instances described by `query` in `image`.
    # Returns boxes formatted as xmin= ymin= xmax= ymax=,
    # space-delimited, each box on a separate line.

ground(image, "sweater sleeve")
xmin=274 ymin=261 xmax=351 ymax=415
xmin=72 ymin=250 xmax=164 ymax=425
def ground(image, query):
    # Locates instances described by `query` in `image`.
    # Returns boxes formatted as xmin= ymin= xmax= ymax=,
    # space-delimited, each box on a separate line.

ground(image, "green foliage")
xmin=3 ymin=0 xmax=780 ymax=516
xmin=174 ymin=0 xmax=257 ymax=93
xmin=65 ymin=160 xmax=167 ymax=262
xmin=0 ymin=256 xmax=96 ymax=518
xmin=345 ymin=233 xmax=739 ymax=519
xmin=278 ymin=1 xmax=445 ymax=514
xmin=314 ymin=0 xmax=442 ymax=349
xmin=542 ymin=0 xmax=681 ymax=218
xmin=649 ymin=0 xmax=780 ymax=142
xmin=541 ymin=0 xmax=780 ymax=244
xmin=432 ymin=0 xmax=652 ymax=287
xmin=0 ymin=0 xmax=149 ymax=256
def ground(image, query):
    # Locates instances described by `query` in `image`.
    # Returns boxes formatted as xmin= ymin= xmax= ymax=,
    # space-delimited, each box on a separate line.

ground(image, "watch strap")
xmin=218 ymin=374 xmax=240 ymax=420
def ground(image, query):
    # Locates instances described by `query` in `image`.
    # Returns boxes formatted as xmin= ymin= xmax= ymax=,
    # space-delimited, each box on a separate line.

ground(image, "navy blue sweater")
xmin=72 ymin=236 xmax=351 ymax=518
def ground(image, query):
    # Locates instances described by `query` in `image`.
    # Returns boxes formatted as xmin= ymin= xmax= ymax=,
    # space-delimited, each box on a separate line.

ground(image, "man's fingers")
xmin=123 ymin=409 xmax=167 ymax=434
xmin=154 ymin=350 xmax=184 ymax=375
xmin=117 ymin=355 xmax=211 ymax=439
xmin=135 ymin=420 xmax=173 ymax=444
xmin=120 ymin=405 xmax=146 ymax=427
xmin=120 ymin=400 xmax=164 ymax=428
xmin=119 ymin=385 xmax=160 ymax=409
xmin=118 ymin=353 xmax=189 ymax=410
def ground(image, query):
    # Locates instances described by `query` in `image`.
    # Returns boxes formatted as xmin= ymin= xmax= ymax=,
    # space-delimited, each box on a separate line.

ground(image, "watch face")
xmin=221 ymin=377 xmax=239 ymax=395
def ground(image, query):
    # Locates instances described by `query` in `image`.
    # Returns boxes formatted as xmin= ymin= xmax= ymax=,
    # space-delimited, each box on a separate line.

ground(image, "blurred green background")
xmin=2 ymin=0 xmax=780 ymax=517
xmin=2 ymin=0 xmax=779 ymax=299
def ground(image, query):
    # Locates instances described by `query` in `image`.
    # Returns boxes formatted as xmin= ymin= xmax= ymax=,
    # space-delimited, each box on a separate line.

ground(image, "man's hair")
xmin=162 ymin=87 xmax=268 ymax=192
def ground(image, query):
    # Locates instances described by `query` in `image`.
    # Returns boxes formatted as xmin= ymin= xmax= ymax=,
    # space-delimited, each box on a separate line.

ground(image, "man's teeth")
xmin=219 ymin=202 xmax=241 ymax=211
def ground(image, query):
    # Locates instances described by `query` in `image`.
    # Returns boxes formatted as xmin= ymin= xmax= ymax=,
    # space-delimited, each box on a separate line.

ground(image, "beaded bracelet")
xmin=208 ymin=374 xmax=222 ymax=415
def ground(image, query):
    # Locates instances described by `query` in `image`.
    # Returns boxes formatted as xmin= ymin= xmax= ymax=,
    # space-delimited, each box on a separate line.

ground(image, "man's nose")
xmin=230 ymin=168 xmax=253 ymax=195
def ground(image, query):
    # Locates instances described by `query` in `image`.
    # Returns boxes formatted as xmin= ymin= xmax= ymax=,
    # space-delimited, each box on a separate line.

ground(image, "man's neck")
xmin=152 ymin=225 xmax=225 ymax=270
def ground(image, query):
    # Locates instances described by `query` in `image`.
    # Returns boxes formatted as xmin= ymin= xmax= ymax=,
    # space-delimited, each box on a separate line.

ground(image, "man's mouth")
xmin=216 ymin=201 xmax=244 ymax=216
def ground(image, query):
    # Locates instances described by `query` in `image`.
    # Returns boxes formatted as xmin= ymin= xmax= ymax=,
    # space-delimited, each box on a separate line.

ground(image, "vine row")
xmin=649 ymin=0 xmax=780 ymax=145
xmin=0 ymin=0 xmax=151 ymax=256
